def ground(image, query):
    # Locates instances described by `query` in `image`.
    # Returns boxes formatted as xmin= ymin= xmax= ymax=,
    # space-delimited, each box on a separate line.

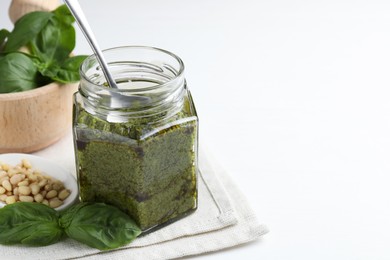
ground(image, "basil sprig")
xmin=0 ymin=202 xmax=141 ymax=250
xmin=0 ymin=5 xmax=88 ymax=93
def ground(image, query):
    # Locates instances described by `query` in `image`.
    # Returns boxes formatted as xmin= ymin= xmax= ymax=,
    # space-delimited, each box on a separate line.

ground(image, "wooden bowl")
xmin=0 ymin=82 xmax=78 ymax=153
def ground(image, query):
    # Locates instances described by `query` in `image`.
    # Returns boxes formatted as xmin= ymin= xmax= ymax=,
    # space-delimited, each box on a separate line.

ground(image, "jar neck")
xmin=79 ymin=46 xmax=186 ymax=123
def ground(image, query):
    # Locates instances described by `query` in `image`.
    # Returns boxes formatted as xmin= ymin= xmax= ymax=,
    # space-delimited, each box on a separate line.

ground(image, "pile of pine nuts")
xmin=0 ymin=159 xmax=71 ymax=208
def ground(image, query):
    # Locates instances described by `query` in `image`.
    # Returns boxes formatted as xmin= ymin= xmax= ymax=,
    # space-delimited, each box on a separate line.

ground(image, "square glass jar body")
xmin=73 ymin=89 xmax=198 ymax=232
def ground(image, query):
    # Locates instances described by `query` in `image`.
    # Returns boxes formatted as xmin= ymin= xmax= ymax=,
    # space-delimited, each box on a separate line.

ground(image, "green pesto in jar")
xmin=73 ymin=92 xmax=198 ymax=231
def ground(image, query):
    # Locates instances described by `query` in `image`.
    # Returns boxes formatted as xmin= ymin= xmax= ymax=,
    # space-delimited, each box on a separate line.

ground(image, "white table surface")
xmin=2 ymin=0 xmax=390 ymax=259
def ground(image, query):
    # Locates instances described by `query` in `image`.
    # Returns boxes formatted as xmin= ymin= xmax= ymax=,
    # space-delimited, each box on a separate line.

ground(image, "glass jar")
xmin=72 ymin=46 xmax=198 ymax=232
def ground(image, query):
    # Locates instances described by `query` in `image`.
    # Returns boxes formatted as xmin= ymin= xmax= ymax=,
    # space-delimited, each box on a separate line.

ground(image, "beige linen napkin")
xmin=0 ymin=133 xmax=268 ymax=260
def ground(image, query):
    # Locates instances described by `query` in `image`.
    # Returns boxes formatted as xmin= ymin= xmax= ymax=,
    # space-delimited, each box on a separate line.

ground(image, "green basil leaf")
xmin=0 ymin=52 xmax=45 ymax=93
xmin=53 ymin=55 xmax=88 ymax=83
xmin=0 ymin=29 xmax=10 ymax=51
xmin=4 ymin=11 xmax=53 ymax=52
xmin=36 ymin=60 xmax=59 ymax=79
xmin=28 ymin=5 xmax=76 ymax=64
xmin=60 ymin=203 xmax=142 ymax=250
xmin=29 ymin=17 xmax=75 ymax=65
xmin=37 ymin=55 xmax=87 ymax=83
xmin=0 ymin=202 xmax=63 ymax=246
xmin=52 ymin=4 xmax=75 ymax=25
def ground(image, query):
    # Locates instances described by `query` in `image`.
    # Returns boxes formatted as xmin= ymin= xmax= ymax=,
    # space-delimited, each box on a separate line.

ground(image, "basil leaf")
xmin=0 ymin=53 xmax=45 ymax=93
xmin=52 ymin=4 xmax=75 ymax=25
xmin=37 ymin=55 xmax=87 ymax=83
xmin=44 ymin=55 xmax=87 ymax=83
xmin=29 ymin=17 xmax=75 ymax=65
xmin=37 ymin=63 xmax=58 ymax=80
xmin=0 ymin=29 xmax=10 ymax=51
xmin=60 ymin=203 xmax=142 ymax=250
xmin=29 ymin=5 xmax=76 ymax=66
xmin=0 ymin=202 xmax=63 ymax=246
xmin=4 ymin=12 xmax=53 ymax=52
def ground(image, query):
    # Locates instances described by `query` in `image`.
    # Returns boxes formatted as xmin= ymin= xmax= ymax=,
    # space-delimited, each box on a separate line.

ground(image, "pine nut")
xmin=44 ymin=184 xmax=52 ymax=191
xmin=19 ymin=195 xmax=34 ymax=202
xmin=58 ymin=189 xmax=70 ymax=200
xmin=2 ymin=180 xmax=12 ymax=191
xmin=22 ymin=159 xmax=32 ymax=169
xmin=27 ymin=174 xmax=38 ymax=182
xmin=38 ymin=179 xmax=48 ymax=188
xmin=30 ymin=183 xmax=40 ymax=195
xmin=18 ymin=180 xmax=29 ymax=187
xmin=5 ymin=195 xmax=16 ymax=204
xmin=46 ymin=190 xmax=57 ymax=199
xmin=1 ymin=164 xmax=9 ymax=171
xmin=52 ymin=182 xmax=64 ymax=191
xmin=34 ymin=194 xmax=44 ymax=203
xmin=0 ymin=171 xmax=7 ymax=178
xmin=49 ymin=198 xmax=63 ymax=208
xmin=0 ymin=194 xmax=7 ymax=201
xmin=0 ymin=176 xmax=9 ymax=183
xmin=18 ymin=186 xmax=31 ymax=195
xmin=10 ymin=174 xmax=24 ymax=185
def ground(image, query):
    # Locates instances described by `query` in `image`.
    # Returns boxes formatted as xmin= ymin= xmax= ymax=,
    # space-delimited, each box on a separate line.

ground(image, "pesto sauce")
xmin=74 ymin=94 xmax=198 ymax=231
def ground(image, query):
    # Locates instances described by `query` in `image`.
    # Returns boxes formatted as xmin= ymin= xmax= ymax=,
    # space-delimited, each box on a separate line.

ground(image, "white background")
xmin=2 ymin=0 xmax=390 ymax=259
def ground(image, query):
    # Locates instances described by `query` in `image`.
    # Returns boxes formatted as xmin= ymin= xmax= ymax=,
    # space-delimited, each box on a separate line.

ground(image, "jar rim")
xmin=80 ymin=45 xmax=185 ymax=93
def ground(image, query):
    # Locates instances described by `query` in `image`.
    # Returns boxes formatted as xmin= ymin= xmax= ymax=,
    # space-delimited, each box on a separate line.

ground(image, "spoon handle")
xmin=63 ymin=0 xmax=117 ymax=88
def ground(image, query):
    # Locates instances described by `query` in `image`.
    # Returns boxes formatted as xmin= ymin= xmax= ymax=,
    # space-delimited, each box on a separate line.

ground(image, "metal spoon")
xmin=63 ymin=0 xmax=118 ymax=89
